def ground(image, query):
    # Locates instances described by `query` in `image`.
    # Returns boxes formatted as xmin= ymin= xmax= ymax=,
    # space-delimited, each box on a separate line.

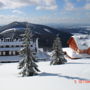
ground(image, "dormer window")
xmin=82 ymin=43 xmax=87 ymax=46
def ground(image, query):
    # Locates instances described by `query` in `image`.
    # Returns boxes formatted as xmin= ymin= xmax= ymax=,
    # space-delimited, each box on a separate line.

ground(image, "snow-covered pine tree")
xmin=18 ymin=23 xmax=40 ymax=76
xmin=50 ymin=35 xmax=67 ymax=65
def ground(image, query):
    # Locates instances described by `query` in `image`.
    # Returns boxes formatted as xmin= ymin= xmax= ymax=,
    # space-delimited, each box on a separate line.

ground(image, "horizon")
xmin=0 ymin=21 xmax=90 ymax=27
xmin=0 ymin=0 xmax=90 ymax=25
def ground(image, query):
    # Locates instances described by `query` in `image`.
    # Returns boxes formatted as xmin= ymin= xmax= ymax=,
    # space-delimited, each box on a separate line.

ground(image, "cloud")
xmin=64 ymin=0 xmax=75 ymax=11
xmin=0 ymin=13 xmax=90 ymax=25
xmin=0 ymin=0 xmax=57 ymax=10
xmin=0 ymin=14 xmax=65 ymax=24
xmin=0 ymin=2 xmax=4 ymax=8
xmin=65 ymin=2 xmax=74 ymax=11
xmin=36 ymin=5 xmax=57 ymax=10
xmin=36 ymin=0 xmax=57 ymax=10
xmin=84 ymin=3 xmax=90 ymax=10
xmin=64 ymin=0 xmax=90 ymax=11
xmin=0 ymin=0 xmax=28 ymax=9
xmin=0 ymin=14 xmax=31 ymax=25
xmin=12 ymin=10 xmax=24 ymax=14
xmin=0 ymin=14 xmax=49 ymax=25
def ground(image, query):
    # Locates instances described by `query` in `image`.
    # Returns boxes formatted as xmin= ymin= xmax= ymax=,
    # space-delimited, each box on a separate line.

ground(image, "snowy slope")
xmin=0 ymin=58 xmax=90 ymax=90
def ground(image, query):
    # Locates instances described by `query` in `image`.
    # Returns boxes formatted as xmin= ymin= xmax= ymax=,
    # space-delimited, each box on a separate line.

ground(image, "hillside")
xmin=0 ymin=22 xmax=72 ymax=48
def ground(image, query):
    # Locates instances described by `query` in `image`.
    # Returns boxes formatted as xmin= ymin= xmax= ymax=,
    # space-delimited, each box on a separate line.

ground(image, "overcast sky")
xmin=0 ymin=0 xmax=90 ymax=25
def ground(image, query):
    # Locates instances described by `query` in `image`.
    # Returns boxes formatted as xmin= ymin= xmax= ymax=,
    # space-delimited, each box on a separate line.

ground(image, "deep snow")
xmin=0 ymin=57 xmax=90 ymax=90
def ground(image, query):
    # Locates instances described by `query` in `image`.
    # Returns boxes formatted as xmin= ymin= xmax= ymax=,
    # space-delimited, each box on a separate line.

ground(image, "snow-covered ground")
xmin=0 ymin=56 xmax=22 ymax=62
xmin=0 ymin=57 xmax=90 ymax=90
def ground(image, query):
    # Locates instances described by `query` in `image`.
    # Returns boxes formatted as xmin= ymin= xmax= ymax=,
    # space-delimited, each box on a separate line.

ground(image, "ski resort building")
xmin=0 ymin=38 xmax=50 ymax=62
xmin=0 ymin=38 xmax=38 ymax=56
xmin=66 ymin=34 xmax=90 ymax=59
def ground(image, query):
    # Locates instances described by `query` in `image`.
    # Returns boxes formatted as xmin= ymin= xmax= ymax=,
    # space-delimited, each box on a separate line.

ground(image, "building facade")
xmin=0 ymin=38 xmax=38 ymax=56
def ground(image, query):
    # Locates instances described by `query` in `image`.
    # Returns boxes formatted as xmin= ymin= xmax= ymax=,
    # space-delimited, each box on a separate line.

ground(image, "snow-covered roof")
xmin=0 ymin=41 xmax=23 ymax=45
xmin=0 ymin=47 xmax=22 ymax=51
xmin=0 ymin=41 xmax=34 ymax=46
xmin=63 ymin=48 xmax=90 ymax=58
xmin=72 ymin=34 xmax=90 ymax=50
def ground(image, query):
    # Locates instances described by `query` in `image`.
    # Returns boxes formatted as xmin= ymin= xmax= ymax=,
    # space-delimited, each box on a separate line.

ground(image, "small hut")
xmin=66 ymin=34 xmax=90 ymax=59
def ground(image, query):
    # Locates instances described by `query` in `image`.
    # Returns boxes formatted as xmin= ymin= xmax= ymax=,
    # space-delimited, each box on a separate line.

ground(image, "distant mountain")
xmin=48 ymin=24 xmax=90 ymax=35
xmin=0 ymin=21 xmax=72 ymax=48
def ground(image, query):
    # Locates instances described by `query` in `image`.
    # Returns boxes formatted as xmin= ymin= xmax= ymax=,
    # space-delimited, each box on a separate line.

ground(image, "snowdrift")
xmin=63 ymin=48 xmax=90 ymax=59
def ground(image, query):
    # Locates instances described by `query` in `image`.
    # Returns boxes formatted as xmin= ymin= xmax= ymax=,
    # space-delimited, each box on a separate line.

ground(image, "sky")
xmin=0 ymin=0 xmax=90 ymax=25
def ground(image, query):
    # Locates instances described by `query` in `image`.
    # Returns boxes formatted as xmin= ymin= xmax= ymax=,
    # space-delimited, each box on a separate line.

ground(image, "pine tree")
xmin=50 ymin=35 xmax=67 ymax=65
xmin=18 ymin=23 xmax=40 ymax=76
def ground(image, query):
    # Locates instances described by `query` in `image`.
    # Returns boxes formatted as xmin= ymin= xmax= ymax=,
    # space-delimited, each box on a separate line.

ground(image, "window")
xmin=16 ymin=45 xmax=19 ymax=47
xmin=1 ymin=46 xmax=3 ymax=48
xmin=6 ymin=45 xmax=9 ymax=48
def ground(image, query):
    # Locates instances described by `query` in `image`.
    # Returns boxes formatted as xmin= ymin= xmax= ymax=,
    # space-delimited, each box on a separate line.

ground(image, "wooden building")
xmin=67 ymin=35 xmax=90 ymax=59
